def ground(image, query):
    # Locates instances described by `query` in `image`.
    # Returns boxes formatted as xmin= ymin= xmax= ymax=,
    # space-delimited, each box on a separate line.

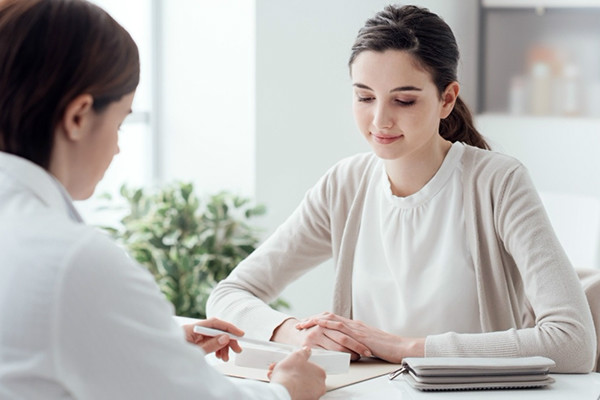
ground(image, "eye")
xmin=395 ymin=99 xmax=415 ymax=106
xmin=356 ymin=95 xmax=375 ymax=103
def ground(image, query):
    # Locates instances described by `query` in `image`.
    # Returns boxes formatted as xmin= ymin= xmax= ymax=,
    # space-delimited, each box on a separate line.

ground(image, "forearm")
xmin=425 ymin=324 xmax=595 ymax=373
xmin=206 ymin=278 xmax=291 ymax=340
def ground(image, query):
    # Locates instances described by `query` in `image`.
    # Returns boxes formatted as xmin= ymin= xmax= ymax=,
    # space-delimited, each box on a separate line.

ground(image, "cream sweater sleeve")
xmin=207 ymin=170 xmax=335 ymax=339
xmin=426 ymin=152 xmax=596 ymax=373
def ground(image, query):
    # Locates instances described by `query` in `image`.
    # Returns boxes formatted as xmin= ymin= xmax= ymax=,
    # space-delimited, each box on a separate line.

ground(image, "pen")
xmin=193 ymin=325 xmax=299 ymax=351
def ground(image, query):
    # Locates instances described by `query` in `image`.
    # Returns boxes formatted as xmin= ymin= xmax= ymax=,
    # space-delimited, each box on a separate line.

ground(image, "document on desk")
xmin=214 ymin=356 xmax=402 ymax=391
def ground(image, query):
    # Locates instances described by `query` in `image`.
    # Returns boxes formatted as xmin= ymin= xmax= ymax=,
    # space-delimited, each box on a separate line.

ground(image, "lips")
xmin=372 ymin=133 xmax=403 ymax=144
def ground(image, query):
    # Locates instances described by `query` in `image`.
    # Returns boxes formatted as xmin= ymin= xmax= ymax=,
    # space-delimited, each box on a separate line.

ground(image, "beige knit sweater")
xmin=207 ymin=145 xmax=596 ymax=373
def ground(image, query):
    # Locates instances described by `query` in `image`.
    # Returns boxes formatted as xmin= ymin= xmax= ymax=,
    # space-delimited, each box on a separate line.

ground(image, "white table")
xmin=176 ymin=317 xmax=600 ymax=399
xmin=322 ymin=373 xmax=600 ymax=399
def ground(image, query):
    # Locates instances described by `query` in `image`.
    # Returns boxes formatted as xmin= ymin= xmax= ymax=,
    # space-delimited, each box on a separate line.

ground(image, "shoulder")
xmin=328 ymin=152 xmax=379 ymax=174
xmin=461 ymin=144 xmax=528 ymax=185
xmin=320 ymin=152 xmax=379 ymax=189
xmin=463 ymin=144 xmax=523 ymax=171
xmin=62 ymin=226 xmax=150 ymax=284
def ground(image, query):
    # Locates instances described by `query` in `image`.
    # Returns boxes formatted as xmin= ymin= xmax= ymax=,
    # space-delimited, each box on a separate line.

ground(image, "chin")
xmin=72 ymin=186 xmax=96 ymax=201
xmin=371 ymin=147 xmax=405 ymax=161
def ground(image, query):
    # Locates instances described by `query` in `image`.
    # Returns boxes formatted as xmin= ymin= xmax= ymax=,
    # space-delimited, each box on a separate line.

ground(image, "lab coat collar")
xmin=0 ymin=152 xmax=83 ymax=223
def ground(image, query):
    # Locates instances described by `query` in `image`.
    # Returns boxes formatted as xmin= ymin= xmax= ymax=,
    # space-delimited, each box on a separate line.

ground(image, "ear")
xmin=60 ymin=94 xmax=94 ymax=141
xmin=440 ymin=81 xmax=460 ymax=119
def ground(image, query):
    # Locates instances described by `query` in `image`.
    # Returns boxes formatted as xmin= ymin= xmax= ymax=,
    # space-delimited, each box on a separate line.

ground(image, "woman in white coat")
xmin=0 ymin=0 xmax=325 ymax=399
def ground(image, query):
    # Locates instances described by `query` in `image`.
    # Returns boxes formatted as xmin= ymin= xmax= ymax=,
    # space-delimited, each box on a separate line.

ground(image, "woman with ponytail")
xmin=208 ymin=4 xmax=596 ymax=373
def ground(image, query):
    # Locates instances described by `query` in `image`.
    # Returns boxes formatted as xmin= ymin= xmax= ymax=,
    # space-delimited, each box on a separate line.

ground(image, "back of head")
xmin=349 ymin=4 xmax=488 ymax=150
xmin=0 ymin=0 xmax=140 ymax=169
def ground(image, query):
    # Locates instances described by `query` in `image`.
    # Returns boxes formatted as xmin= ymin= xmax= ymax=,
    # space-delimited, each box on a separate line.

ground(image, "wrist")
xmin=270 ymin=317 xmax=301 ymax=345
xmin=405 ymin=337 xmax=425 ymax=358
xmin=391 ymin=336 xmax=425 ymax=363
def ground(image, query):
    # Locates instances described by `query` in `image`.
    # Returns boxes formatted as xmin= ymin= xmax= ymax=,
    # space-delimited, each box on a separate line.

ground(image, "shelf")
xmin=478 ymin=6 xmax=600 ymax=117
xmin=476 ymin=113 xmax=600 ymax=124
xmin=483 ymin=0 xmax=600 ymax=8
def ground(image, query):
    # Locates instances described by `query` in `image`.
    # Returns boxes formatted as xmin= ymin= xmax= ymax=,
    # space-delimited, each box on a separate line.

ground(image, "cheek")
xmin=352 ymin=104 xmax=371 ymax=130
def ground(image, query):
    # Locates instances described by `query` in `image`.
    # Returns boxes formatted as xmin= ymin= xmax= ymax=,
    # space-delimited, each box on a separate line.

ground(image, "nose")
xmin=372 ymin=103 xmax=394 ymax=130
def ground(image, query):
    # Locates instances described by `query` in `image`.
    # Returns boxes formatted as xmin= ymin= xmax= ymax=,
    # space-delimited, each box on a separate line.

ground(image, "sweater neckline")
xmin=381 ymin=141 xmax=464 ymax=209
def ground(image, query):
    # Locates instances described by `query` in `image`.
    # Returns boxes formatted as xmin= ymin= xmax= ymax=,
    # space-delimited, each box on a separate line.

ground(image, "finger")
xmin=314 ymin=319 xmax=353 ymax=336
xmin=295 ymin=346 xmax=312 ymax=360
xmin=267 ymin=363 xmax=275 ymax=380
xmin=188 ymin=333 xmax=206 ymax=345
xmin=199 ymin=318 xmax=245 ymax=337
xmin=218 ymin=346 xmax=230 ymax=362
xmin=201 ymin=335 xmax=230 ymax=354
xmin=229 ymin=340 xmax=243 ymax=353
xmin=315 ymin=331 xmax=357 ymax=354
xmin=267 ymin=362 xmax=276 ymax=379
xmin=314 ymin=320 xmax=373 ymax=358
xmin=295 ymin=319 xmax=318 ymax=330
xmin=323 ymin=327 xmax=372 ymax=357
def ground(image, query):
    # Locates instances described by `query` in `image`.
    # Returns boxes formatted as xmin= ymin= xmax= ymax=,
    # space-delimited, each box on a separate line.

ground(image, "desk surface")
xmin=176 ymin=317 xmax=600 ymax=399
xmin=322 ymin=373 xmax=600 ymax=399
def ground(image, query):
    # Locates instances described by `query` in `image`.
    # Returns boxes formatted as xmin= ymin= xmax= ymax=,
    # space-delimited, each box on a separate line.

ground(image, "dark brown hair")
xmin=349 ymin=4 xmax=489 ymax=150
xmin=0 ymin=0 xmax=140 ymax=169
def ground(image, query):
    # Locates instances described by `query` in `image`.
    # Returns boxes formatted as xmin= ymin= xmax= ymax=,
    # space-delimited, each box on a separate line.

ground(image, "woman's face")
xmin=75 ymin=91 xmax=135 ymax=200
xmin=350 ymin=50 xmax=453 ymax=161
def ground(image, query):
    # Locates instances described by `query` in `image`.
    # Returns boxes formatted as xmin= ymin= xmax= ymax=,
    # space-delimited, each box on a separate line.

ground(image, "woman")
xmin=207 ymin=4 xmax=597 ymax=373
xmin=0 ymin=0 xmax=325 ymax=399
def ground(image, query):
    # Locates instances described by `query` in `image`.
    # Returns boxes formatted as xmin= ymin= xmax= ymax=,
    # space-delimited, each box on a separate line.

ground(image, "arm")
xmin=426 ymin=163 xmax=596 ymax=372
xmin=297 ymin=163 xmax=596 ymax=370
xmin=54 ymin=232 xmax=323 ymax=399
xmin=206 ymin=172 xmax=335 ymax=339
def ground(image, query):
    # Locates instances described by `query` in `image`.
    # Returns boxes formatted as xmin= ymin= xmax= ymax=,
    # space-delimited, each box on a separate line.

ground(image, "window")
xmin=75 ymin=0 xmax=155 ymax=225
xmin=75 ymin=0 xmax=256 ymax=226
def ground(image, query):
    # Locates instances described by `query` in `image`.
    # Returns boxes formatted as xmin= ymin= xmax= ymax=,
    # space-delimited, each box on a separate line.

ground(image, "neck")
xmin=48 ymin=130 xmax=80 ymax=200
xmin=384 ymin=136 xmax=452 ymax=197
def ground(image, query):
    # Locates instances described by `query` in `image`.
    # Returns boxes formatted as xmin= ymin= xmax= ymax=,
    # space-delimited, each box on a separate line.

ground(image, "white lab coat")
xmin=0 ymin=152 xmax=289 ymax=400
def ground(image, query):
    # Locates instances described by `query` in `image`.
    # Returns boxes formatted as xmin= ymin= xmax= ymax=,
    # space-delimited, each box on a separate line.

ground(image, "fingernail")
xmin=365 ymin=350 xmax=372 ymax=357
xmin=217 ymin=335 xmax=229 ymax=344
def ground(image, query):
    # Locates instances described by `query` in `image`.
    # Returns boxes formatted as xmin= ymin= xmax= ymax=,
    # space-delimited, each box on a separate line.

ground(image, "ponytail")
xmin=440 ymin=96 xmax=489 ymax=150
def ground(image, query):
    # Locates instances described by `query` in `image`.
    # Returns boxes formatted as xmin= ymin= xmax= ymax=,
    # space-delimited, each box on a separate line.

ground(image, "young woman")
xmin=207 ymin=4 xmax=597 ymax=373
xmin=0 ymin=1 xmax=325 ymax=399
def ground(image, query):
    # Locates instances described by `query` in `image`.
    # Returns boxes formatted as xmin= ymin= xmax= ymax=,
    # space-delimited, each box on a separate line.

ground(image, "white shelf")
xmin=483 ymin=0 xmax=600 ymax=8
xmin=476 ymin=113 xmax=600 ymax=125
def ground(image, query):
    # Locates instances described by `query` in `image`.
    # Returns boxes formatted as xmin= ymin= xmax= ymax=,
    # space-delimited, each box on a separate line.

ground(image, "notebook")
xmin=391 ymin=356 xmax=556 ymax=391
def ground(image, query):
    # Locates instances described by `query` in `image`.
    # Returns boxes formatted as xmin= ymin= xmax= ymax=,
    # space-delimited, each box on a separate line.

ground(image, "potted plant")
xmin=100 ymin=181 xmax=287 ymax=318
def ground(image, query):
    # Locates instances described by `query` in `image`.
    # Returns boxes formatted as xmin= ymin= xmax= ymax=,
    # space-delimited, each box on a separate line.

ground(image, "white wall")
xmin=477 ymin=115 xmax=600 ymax=270
xmin=161 ymin=0 xmax=256 ymax=197
xmin=255 ymin=0 xmax=480 ymax=316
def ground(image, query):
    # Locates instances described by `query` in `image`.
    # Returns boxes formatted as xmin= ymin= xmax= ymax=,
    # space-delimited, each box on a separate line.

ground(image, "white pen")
xmin=193 ymin=325 xmax=299 ymax=351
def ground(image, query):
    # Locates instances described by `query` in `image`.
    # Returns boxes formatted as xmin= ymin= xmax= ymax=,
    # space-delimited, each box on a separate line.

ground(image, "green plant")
xmin=100 ymin=181 xmax=287 ymax=318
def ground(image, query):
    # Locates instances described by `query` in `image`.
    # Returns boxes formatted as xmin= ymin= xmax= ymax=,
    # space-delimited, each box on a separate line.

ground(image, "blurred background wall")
xmin=83 ymin=0 xmax=600 ymax=317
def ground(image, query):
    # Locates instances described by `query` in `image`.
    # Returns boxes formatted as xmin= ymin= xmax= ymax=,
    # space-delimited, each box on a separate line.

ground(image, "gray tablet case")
xmin=390 ymin=356 xmax=556 ymax=391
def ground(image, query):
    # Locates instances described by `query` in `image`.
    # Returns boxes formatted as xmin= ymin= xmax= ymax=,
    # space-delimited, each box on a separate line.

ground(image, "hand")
xmin=183 ymin=318 xmax=243 ymax=362
xmin=268 ymin=347 xmax=326 ymax=400
xmin=296 ymin=313 xmax=424 ymax=363
xmin=272 ymin=314 xmax=372 ymax=361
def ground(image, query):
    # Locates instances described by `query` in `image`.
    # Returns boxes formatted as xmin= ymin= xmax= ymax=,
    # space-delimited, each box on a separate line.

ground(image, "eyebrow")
xmin=353 ymin=83 xmax=422 ymax=92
